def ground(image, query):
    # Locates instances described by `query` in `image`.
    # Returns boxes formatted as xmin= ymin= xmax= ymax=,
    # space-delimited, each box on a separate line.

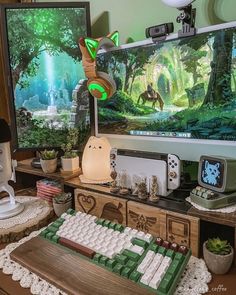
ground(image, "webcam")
xmin=146 ymin=22 xmax=174 ymax=42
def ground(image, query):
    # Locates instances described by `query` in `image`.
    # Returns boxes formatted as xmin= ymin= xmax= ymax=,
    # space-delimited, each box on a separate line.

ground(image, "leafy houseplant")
xmin=61 ymin=128 xmax=80 ymax=172
xmin=203 ymin=237 xmax=234 ymax=274
xmin=39 ymin=149 xmax=58 ymax=173
xmin=53 ymin=192 xmax=72 ymax=217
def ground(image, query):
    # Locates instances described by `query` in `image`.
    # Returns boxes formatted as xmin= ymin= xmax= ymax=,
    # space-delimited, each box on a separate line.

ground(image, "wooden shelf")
xmin=16 ymin=158 xmax=81 ymax=182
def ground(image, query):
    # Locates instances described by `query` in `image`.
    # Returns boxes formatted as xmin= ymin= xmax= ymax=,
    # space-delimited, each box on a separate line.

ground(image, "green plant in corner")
xmin=206 ymin=237 xmax=232 ymax=255
xmin=39 ymin=149 xmax=58 ymax=160
xmin=61 ymin=128 xmax=79 ymax=158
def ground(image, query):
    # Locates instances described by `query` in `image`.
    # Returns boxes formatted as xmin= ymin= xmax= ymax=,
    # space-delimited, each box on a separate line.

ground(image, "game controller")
xmin=167 ymin=154 xmax=181 ymax=190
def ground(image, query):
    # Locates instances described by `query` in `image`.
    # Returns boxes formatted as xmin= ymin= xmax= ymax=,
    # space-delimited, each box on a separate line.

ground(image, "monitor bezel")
xmin=0 ymin=2 xmax=93 ymax=152
xmin=95 ymin=21 xmax=236 ymax=148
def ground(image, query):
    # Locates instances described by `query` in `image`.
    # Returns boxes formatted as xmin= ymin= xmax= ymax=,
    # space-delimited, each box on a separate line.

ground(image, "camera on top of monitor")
xmin=145 ymin=22 xmax=174 ymax=42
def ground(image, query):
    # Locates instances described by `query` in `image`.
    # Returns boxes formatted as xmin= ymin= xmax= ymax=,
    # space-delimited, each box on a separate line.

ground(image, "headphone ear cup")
xmin=87 ymin=72 xmax=116 ymax=100
xmin=97 ymin=71 xmax=116 ymax=95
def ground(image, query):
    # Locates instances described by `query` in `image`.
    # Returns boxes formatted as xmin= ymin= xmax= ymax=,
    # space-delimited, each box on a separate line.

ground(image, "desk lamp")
xmin=0 ymin=119 xmax=24 ymax=219
xmin=162 ymin=0 xmax=196 ymax=37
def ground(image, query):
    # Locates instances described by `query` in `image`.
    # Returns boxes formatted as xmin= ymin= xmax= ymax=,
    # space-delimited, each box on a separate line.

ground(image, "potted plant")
xmin=53 ymin=192 xmax=72 ymax=217
xmin=61 ymin=128 xmax=80 ymax=172
xmin=203 ymin=237 xmax=234 ymax=274
xmin=39 ymin=149 xmax=58 ymax=173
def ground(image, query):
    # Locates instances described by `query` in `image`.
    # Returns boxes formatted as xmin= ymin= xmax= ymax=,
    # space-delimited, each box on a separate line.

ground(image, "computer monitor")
xmin=0 ymin=2 xmax=92 ymax=151
xmin=95 ymin=21 xmax=236 ymax=161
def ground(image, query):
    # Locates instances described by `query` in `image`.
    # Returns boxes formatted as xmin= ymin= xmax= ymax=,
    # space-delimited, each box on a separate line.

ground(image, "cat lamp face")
xmin=79 ymin=31 xmax=119 ymax=100
xmin=80 ymin=136 xmax=112 ymax=183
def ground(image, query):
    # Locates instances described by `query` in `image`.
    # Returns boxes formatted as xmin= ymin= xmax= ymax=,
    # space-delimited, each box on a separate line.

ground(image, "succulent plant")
xmin=61 ymin=128 xmax=79 ymax=159
xmin=40 ymin=149 xmax=58 ymax=160
xmin=206 ymin=237 xmax=232 ymax=255
xmin=53 ymin=192 xmax=72 ymax=204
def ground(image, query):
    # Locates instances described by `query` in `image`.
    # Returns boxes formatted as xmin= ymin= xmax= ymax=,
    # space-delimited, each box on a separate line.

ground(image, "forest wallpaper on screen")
xmin=6 ymin=6 xmax=90 ymax=148
xmin=97 ymin=27 xmax=236 ymax=141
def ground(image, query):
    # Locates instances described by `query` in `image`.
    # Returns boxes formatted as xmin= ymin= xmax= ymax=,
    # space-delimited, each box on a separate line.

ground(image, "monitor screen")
xmin=95 ymin=22 xmax=236 ymax=144
xmin=1 ymin=3 xmax=91 ymax=150
xmin=200 ymin=158 xmax=224 ymax=189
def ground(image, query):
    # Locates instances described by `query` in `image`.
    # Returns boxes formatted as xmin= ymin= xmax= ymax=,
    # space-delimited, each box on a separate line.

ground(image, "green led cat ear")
xmin=110 ymin=31 xmax=119 ymax=47
xmin=84 ymin=38 xmax=99 ymax=60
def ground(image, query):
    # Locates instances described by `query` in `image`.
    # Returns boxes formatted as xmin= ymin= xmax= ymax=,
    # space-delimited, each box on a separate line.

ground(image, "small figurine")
xmin=149 ymin=175 xmax=160 ymax=202
xmin=119 ymin=170 xmax=129 ymax=195
xmin=110 ymin=170 xmax=119 ymax=193
xmin=132 ymin=174 xmax=141 ymax=196
xmin=137 ymin=177 xmax=148 ymax=200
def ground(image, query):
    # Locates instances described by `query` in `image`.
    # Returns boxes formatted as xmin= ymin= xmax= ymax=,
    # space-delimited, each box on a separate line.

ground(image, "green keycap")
xmin=158 ymin=246 xmax=166 ymax=256
xmin=56 ymin=217 xmax=65 ymax=223
xmin=40 ymin=229 xmax=49 ymax=238
xmin=121 ymin=267 xmax=132 ymax=278
xmin=126 ymin=260 xmax=136 ymax=270
xmin=132 ymin=238 xmax=148 ymax=249
xmin=47 ymin=226 xmax=58 ymax=234
xmin=106 ymin=259 xmax=117 ymax=269
xmin=93 ymin=253 xmax=102 ymax=262
xmin=150 ymin=243 xmax=159 ymax=253
xmin=96 ymin=218 xmax=105 ymax=225
xmin=46 ymin=232 xmax=54 ymax=240
xmin=113 ymin=263 xmax=123 ymax=274
xmin=167 ymin=260 xmax=180 ymax=276
xmin=66 ymin=208 xmax=75 ymax=215
xmin=103 ymin=220 xmax=111 ymax=227
xmin=122 ymin=250 xmax=140 ymax=262
xmin=109 ymin=222 xmax=116 ymax=229
xmin=158 ymin=273 xmax=173 ymax=293
xmin=52 ymin=221 xmax=62 ymax=228
xmin=166 ymin=249 xmax=175 ymax=259
xmin=175 ymin=252 xmax=184 ymax=263
xmin=51 ymin=235 xmax=59 ymax=243
xmin=130 ymin=270 xmax=141 ymax=282
xmin=115 ymin=254 xmax=128 ymax=265
xmin=100 ymin=256 xmax=109 ymax=266
xmin=115 ymin=224 xmax=124 ymax=232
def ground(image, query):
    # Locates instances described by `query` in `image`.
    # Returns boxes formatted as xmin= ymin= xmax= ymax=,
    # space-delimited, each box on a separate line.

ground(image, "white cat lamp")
xmin=80 ymin=136 xmax=112 ymax=184
xmin=0 ymin=119 xmax=24 ymax=219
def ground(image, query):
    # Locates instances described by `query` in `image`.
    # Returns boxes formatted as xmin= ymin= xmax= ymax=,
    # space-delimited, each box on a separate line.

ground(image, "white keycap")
xmin=144 ymin=233 xmax=153 ymax=243
xmin=124 ymin=227 xmax=132 ymax=234
xmin=130 ymin=245 xmax=144 ymax=255
xmin=137 ymin=250 xmax=155 ymax=273
xmin=140 ymin=272 xmax=153 ymax=285
xmin=136 ymin=231 xmax=145 ymax=240
xmin=149 ymin=275 xmax=162 ymax=289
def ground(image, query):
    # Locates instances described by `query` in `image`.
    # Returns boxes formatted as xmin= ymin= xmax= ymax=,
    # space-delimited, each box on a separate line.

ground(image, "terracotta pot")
xmin=61 ymin=156 xmax=79 ymax=172
xmin=53 ymin=199 xmax=72 ymax=217
xmin=203 ymin=241 xmax=234 ymax=274
xmin=40 ymin=158 xmax=57 ymax=173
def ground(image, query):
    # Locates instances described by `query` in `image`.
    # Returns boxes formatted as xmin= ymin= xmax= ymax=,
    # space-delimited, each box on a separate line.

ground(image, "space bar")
xmin=59 ymin=237 xmax=96 ymax=259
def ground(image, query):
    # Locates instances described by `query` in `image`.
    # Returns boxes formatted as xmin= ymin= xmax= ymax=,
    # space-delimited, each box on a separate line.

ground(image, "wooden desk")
xmin=0 ymin=240 xmax=236 ymax=295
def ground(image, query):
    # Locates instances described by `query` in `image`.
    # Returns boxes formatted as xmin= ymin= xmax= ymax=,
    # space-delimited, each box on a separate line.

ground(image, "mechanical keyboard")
xmin=40 ymin=209 xmax=191 ymax=295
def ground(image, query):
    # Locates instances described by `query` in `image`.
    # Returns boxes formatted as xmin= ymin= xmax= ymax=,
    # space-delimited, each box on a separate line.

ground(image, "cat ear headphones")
xmin=79 ymin=31 xmax=119 ymax=100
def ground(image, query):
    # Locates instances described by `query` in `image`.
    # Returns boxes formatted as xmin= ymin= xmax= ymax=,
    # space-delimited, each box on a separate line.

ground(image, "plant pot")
xmin=40 ymin=158 xmax=57 ymax=173
xmin=203 ymin=241 xmax=234 ymax=274
xmin=53 ymin=199 xmax=72 ymax=217
xmin=61 ymin=156 xmax=79 ymax=172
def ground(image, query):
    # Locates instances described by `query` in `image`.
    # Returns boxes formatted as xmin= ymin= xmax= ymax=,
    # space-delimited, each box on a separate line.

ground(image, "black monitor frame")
xmin=0 ymin=2 xmax=93 ymax=152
